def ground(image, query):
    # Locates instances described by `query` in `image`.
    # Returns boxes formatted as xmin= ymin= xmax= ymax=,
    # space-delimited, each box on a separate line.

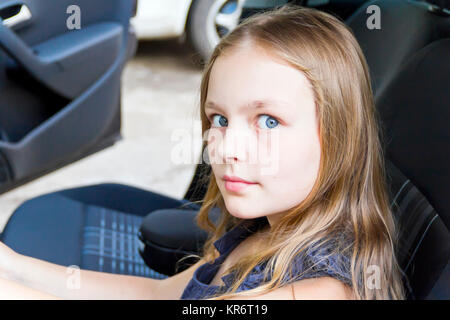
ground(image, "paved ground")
xmin=0 ymin=39 xmax=204 ymax=232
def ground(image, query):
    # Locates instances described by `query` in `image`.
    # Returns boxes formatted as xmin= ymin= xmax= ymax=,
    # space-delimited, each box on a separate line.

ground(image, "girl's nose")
xmin=219 ymin=127 xmax=254 ymax=164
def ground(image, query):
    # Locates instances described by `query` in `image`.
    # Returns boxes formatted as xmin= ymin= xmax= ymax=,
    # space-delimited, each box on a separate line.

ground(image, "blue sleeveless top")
xmin=180 ymin=217 xmax=353 ymax=299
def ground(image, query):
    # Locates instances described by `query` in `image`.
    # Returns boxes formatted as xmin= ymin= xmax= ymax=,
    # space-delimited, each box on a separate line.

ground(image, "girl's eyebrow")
xmin=205 ymin=99 xmax=289 ymax=112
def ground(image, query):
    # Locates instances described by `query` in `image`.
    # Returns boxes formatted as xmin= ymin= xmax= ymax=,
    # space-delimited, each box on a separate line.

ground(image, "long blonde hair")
xmin=185 ymin=4 xmax=405 ymax=300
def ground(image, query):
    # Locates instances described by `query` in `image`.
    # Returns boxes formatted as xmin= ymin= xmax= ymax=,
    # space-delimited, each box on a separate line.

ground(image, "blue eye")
xmin=209 ymin=114 xmax=279 ymax=129
xmin=212 ymin=114 xmax=228 ymax=127
xmin=257 ymin=115 xmax=279 ymax=129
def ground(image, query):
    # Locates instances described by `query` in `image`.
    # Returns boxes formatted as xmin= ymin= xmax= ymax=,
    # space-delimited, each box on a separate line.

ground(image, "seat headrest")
xmin=347 ymin=0 xmax=450 ymax=100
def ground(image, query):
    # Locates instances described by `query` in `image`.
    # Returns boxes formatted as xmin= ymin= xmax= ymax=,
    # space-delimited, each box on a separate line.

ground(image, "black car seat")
xmin=375 ymin=38 xmax=450 ymax=299
xmin=0 ymin=0 xmax=448 ymax=299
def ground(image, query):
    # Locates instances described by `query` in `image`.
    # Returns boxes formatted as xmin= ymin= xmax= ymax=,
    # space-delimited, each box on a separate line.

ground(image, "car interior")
xmin=0 ymin=0 xmax=137 ymax=194
xmin=0 ymin=0 xmax=448 ymax=299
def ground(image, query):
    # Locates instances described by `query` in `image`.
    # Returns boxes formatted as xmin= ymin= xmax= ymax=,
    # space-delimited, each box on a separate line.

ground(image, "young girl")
xmin=178 ymin=4 xmax=406 ymax=300
xmin=0 ymin=5 xmax=405 ymax=300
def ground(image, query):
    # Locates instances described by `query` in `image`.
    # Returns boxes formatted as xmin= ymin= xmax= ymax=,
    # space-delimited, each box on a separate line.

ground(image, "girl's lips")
xmin=222 ymin=175 xmax=256 ymax=184
xmin=224 ymin=180 xmax=257 ymax=192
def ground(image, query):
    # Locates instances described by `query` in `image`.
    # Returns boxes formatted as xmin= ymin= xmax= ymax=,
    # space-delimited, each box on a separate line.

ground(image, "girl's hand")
xmin=0 ymin=241 xmax=20 ymax=280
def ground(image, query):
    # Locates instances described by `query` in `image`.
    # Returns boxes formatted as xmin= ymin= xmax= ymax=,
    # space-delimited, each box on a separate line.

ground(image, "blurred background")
xmin=0 ymin=38 xmax=203 ymax=231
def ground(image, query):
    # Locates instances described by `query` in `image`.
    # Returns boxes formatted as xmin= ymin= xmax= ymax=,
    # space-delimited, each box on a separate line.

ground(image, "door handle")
xmin=1 ymin=3 xmax=32 ymax=28
xmin=0 ymin=2 xmax=60 ymax=95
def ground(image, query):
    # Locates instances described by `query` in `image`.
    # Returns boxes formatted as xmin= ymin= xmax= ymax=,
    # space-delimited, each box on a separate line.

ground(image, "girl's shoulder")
xmin=223 ymin=231 xmax=354 ymax=292
xmin=287 ymin=236 xmax=354 ymax=287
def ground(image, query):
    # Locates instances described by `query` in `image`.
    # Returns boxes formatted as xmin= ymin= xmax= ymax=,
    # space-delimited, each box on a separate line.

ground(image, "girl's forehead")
xmin=209 ymin=47 xmax=311 ymax=92
xmin=211 ymin=45 xmax=295 ymax=77
xmin=206 ymin=59 xmax=314 ymax=116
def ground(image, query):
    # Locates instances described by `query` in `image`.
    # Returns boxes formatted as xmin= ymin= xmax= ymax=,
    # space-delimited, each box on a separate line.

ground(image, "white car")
xmin=131 ymin=0 xmax=290 ymax=61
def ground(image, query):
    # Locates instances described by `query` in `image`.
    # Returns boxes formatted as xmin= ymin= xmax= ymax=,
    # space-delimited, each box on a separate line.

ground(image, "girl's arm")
xmin=0 ymin=277 xmax=61 ymax=300
xmin=0 ymin=241 xmax=162 ymax=300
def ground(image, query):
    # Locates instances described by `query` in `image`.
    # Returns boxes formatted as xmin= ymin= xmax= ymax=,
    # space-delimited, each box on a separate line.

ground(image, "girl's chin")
xmin=224 ymin=205 xmax=263 ymax=220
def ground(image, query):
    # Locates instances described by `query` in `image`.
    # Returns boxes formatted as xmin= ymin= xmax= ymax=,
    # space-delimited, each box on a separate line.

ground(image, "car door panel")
xmin=3 ymin=21 xmax=123 ymax=99
xmin=0 ymin=0 xmax=137 ymax=194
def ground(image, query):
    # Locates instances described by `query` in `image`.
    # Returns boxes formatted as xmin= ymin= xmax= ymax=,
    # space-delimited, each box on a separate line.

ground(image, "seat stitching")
xmin=391 ymin=179 xmax=410 ymax=207
xmin=404 ymin=214 xmax=439 ymax=272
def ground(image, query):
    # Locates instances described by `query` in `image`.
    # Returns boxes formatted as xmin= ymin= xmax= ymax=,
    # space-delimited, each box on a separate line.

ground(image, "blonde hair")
xmin=184 ymin=4 xmax=405 ymax=300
